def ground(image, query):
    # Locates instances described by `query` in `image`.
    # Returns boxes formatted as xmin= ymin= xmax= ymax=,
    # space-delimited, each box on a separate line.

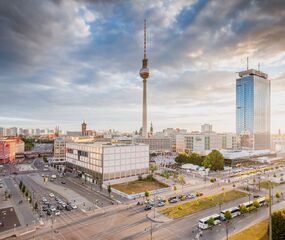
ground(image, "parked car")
xmin=49 ymin=193 xmax=55 ymax=198
xmin=179 ymin=194 xmax=187 ymax=200
xmin=57 ymin=205 xmax=64 ymax=210
xmin=42 ymin=206 xmax=48 ymax=211
xmin=55 ymin=197 xmax=58 ymax=201
xmin=44 ymin=201 xmax=50 ymax=205
xmin=61 ymin=181 xmax=66 ymax=184
xmin=65 ymin=205 xmax=73 ymax=211
xmin=50 ymin=206 xmax=56 ymax=212
xmin=196 ymin=192 xmax=203 ymax=197
xmin=55 ymin=210 xmax=60 ymax=216
xmin=71 ymin=204 xmax=77 ymax=209
xmin=144 ymin=205 xmax=152 ymax=210
xmin=157 ymin=201 xmax=165 ymax=207
xmin=61 ymin=203 xmax=67 ymax=208
xmin=186 ymin=193 xmax=196 ymax=199
xmin=168 ymin=197 xmax=178 ymax=203
xmin=46 ymin=209 xmax=52 ymax=216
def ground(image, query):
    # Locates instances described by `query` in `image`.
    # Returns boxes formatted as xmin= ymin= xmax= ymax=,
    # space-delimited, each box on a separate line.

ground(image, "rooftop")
xmin=238 ymin=69 xmax=268 ymax=79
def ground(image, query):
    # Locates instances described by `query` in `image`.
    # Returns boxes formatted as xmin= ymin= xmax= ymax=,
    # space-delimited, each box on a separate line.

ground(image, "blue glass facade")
xmin=236 ymin=71 xmax=271 ymax=149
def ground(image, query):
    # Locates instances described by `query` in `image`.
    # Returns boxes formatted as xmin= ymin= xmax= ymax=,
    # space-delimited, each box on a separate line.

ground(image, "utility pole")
xmin=269 ymin=184 xmax=272 ymax=240
xmin=153 ymin=193 xmax=156 ymax=219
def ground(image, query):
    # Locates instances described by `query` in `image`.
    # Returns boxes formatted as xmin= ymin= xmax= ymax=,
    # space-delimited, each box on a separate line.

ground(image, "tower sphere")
xmin=140 ymin=67 xmax=149 ymax=79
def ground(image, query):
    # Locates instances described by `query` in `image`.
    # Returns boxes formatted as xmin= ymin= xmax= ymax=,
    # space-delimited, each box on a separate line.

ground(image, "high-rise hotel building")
xmin=236 ymin=69 xmax=271 ymax=150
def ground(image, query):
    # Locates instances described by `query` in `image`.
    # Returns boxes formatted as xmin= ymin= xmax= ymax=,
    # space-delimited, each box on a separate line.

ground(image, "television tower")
xmin=139 ymin=19 xmax=150 ymax=138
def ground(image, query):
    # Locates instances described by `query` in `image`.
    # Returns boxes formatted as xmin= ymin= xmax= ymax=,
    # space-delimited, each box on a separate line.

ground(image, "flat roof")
xmin=238 ymin=69 xmax=268 ymax=79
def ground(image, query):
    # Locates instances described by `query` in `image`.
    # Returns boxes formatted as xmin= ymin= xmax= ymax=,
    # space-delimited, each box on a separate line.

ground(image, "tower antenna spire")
xmin=247 ymin=56 xmax=249 ymax=70
xmin=144 ymin=19 xmax=147 ymax=59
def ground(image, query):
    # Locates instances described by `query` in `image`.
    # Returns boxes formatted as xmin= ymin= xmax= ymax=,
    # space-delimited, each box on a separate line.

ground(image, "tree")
xmin=272 ymin=209 xmax=285 ymax=240
xmin=175 ymin=153 xmax=189 ymax=165
xmin=276 ymin=192 xmax=281 ymax=202
xmin=25 ymin=191 xmax=29 ymax=198
xmin=107 ymin=184 xmax=112 ymax=197
xmin=144 ymin=190 xmax=150 ymax=199
xmin=43 ymin=156 xmax=48 ymax=163
xmin=178 ymin=175 xmax=186 ymax=193
xmin=239 ymin=204 xmax=248 ymax=214
xmin=253 ymin=198 xmax=260 ymax=208
xmin=210 ymin=178 xmax=216 ymax=183
xmin=207 ymin=217 xmax=215 ymax=228
xmin=34 ymin=202 xmax=38 ymax=210
xmin=149 ymin=165 xmax=157 ymax=176
xmin=29 ymin=196 xmax=32 ymax=204
xmin=22 ymin=185 xmax=26 ymax=194
xmin=224 ymin=210 xmax=232 ymax=221
xmin=265 ymin=194 xmax=270 ymax=206
xmin=173 ymin=185 xmax=177 ymax=191
xmin=189 ymin=153 xmax=203 ymax=166
xmin=19 ymin=181 xmax=22 ymax=190
xmin=202 ymin=150 xmax=224 ymax=171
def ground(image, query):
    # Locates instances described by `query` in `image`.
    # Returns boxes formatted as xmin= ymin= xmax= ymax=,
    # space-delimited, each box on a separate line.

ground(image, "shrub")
xmin=272 ymin=210 xmax=285 ymax=240
xmin=178 ymin=206 xmax=183 ymax=210
xmin=138 ymin=175 xmax=143 ymax=181
xmin=210 ymin=178 xmax=216 ymax=183
xmin=207 ymin=217 xmax=215 ymax=227
xmin=253 ymin=199 xmax=260 ymax=208
xmin=239 ymin=204 xmax=248 ymax=214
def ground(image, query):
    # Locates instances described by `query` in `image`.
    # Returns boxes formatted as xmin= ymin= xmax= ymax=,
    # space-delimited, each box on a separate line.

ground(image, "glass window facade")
xmin=236 ymin=73 xmax=271 ymax=149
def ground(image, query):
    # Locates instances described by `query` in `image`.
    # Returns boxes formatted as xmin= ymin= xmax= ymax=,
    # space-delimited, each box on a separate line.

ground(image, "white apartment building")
xmin=132 ymin=136 xmax=172 ymax=153
xmin=66 ymin=142 xmax=149 ymax=184
xmin=176 ymin=133 xmax=239 ymax=155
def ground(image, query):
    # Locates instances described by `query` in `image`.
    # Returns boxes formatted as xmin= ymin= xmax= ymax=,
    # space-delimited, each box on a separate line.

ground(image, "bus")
xmin=257 ymin=197 xmax=266 ymax=206
xmin=198 ymin=214 xmax=221 ymax=230
xmin=239 ymin=201 xmax=253 ymax=209
xmin=220 ymin=207 xmax=241 ymax=220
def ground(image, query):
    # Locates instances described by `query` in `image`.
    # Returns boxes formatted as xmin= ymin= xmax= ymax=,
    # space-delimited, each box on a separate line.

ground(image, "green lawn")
xmin=112 ymin=178 xmax=169 ymax=194
xmin=160 ymin=190 xmax=247 ymax=219
xmin=229 ymin=220 xmax=268 ymax=240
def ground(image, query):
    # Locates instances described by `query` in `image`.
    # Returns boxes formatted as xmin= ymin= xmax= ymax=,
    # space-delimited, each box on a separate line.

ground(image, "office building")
xmin=176 ymin=132 xmax=239 ymax=155
xmin=236 ymin=69 xmax=271 ymax=149
xmin=132 ymin=136 xmax=172 ymax=153
xmin=201 ymin=124 xmax=213 ymax=133
xmin=66 ymin=143 xmax=149 ymax=184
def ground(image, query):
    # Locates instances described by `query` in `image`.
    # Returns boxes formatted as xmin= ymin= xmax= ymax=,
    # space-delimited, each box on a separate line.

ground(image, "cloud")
xmin=0 ymin=0 xmax=285 ymax=132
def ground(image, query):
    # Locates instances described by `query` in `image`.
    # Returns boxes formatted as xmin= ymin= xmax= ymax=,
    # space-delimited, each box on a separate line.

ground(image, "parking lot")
xmin=0 ymin=207 xmax=20 ymax=233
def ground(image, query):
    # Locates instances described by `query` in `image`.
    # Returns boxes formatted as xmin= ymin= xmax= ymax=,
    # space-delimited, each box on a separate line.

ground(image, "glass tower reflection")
xmin=236 ymin=69 xmax=271 ymax=150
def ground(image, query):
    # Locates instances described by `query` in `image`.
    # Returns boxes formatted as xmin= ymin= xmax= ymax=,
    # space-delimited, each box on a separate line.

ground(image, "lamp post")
xmin=269 ymin=183 xmax=272 ymax=240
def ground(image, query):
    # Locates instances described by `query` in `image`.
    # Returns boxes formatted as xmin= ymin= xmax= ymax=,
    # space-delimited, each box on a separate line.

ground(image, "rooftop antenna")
xmin=144 ymin=19 xmax=147 ymax=59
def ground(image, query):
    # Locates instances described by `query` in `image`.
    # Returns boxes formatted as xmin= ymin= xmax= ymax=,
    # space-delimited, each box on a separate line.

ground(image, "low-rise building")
xmin=0 ymin=139 xmax=17 ymax=164
xmin=132 ymin=136 xmax=172 ymax=153
xmin=271 ymin=134 xmax=285 ymax=152
xmin=66 ymin=143 xmax=149 ymax=184
xmin=176 ymin=132 xmax=239 ymax=155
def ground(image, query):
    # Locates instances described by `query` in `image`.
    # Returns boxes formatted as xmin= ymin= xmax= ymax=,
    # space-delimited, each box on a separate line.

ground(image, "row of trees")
xmin=175 ymin=150 xmax=224 ymax=171
xmin=19 ymin=181 xmax=38 ymax=210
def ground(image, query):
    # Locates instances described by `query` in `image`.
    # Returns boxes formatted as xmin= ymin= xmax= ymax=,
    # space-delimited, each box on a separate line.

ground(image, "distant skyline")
xmin=0 ymin=0 xmax=285 ymax=133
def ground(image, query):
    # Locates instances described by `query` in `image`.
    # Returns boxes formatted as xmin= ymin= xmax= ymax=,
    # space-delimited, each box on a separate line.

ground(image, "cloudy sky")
xmin=0 ymin=0 xmax=285 ymax=133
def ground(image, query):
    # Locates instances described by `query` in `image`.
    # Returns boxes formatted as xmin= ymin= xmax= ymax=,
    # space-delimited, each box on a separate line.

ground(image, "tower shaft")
xmin=142 ymin=79 xmax=147 ymax=138
xmin=139 ymin=19 xmax=150 ymax=138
